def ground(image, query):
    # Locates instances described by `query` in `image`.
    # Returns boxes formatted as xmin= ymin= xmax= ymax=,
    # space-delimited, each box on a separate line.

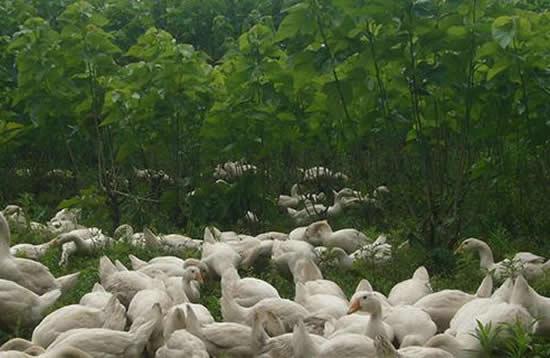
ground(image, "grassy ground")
xmin=2 ymin=227 xmax=550 ymax=356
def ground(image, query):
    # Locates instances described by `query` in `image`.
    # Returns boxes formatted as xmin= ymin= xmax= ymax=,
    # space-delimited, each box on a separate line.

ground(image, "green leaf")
xmin=275 ymin=3 xmax=311 ymax=42
xmin=487 ymin=62 xmax=509 ymax=81
xmin=492 ymin=16 xmax=516 ymax=49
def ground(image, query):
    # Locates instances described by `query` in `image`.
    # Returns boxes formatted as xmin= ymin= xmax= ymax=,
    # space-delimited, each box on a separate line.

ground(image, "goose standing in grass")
xmin=414 ymin=274 xmax=493 ymax=331
xmin=0 ymin=212 xmax=79 ymax=295
xmin=349 ymin=234 xmax=392 ymax=264
xmin=270 ymin=239 xmax=318 ymax=275
xmin=99 ymin=256 xmax=160 ymax=306
xmin=304 ymin=220 xmax=369 ymax=253
xmin=56 ymin=227 xmax=114 ymax=266
xmin=221 ymin=287 xmax=309 ymax=333
xmin=287 ymin=194 xmax=360 ymax=225
xmin=9 ymin=238 xmax=58 ymax=260
xmin=155 ymin=328 xmax=209 ymax=358
xmin=221 ymin=267 xmax=280 ymax=307
xmin=277 ymin=184 xmax=326 ymax=209
xmin=338 ymin=292 xmax=394 ymax=341
xmin=298 ymin=166 xmax=349 ymax=182
xmin=186 ymin=305 xmax=255 ymax=358
xmin=129 ymin=255 xmax=209 ymax=280
xmin=323 ymin=280 xmax=392 ymax=337
xmin=47 ymin=209 xmax=83 ymax=235
xmin=32 ymin=295 xmax=126 ymax=348
xmin=127 ymin=286 xmax=174 ymax=355
xmin=47 ymin=304 xmax=162 ymax=358
xmin=388 ymin=266 xmax=432 ymax=306
xmin=510 ymin=275 xmax=550 ymax=336
xmin=251 ymin=312 xmax=327 ymax=358
xmin=292 ymin=320 xmax=376 ymax=358
xmin=164 ymin=265 xmax=204 ymax=303
xmin=200 ymin=227 xmax=241 ymax=278
xmin=455 ymin=238 xmax=548 ymax=280
xmin=0 ymin=279 xmax=61 ymax=331
xmin=384 ymin=304 xmax=437 ymax=347
xmin=295 ymin=281 xmax=349 ymax=319
xmin=446 ymin=277 xmax=515 ymax=336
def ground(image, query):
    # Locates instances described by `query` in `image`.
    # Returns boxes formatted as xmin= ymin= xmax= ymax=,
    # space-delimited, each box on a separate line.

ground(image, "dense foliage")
xmin=1 ymin=0 xmax=549 ymax=257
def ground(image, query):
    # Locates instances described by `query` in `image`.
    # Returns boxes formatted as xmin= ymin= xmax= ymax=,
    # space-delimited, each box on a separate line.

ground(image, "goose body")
xmin=388 ymin=266 xmax=432 ymax=306
xmin=222 ymin=268 xmax=280 ymax=307
xmin=186 ymin=305 xmax=254 ymax=358
xmin=32 ymin=296 xmax=126 ymax=348
xmin=99 ymin=256 xmax=158 ymax=306
xmin=155 ymin=329 xmax=209 ymax=358
xmin=456 ymin=238 xmax=548 ymax=280
xmin=0 ymin=213 xmax=79 ymax=295
xmin=9 ymin=239 xmax=57 ymax=260
xmin=374 ymin=335 xmax=453 ymax=358
xmin=414 ymin=275 xmax=493 ymax=331
xmin=384 ymin=305 xmax=437 ymax=347
xmin=0 ymin=279 xmax=61 ymax=331
xmin=57 ymin=228 xmax=113 ymax=266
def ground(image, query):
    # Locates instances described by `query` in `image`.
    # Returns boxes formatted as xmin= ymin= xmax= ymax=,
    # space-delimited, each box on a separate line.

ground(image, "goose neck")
xmin=476 ymin=242 xmax=495 ymax=269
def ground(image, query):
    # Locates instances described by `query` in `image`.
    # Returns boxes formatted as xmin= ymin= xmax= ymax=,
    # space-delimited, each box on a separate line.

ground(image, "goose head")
xmin=455 ymin=238 xmax=490 ymax=254
xmin=183 ymin=266 xmax=204 ymax=284
xmin=347 ymin=292 xmax=382 ymax=317
xmin=455 ymin=238 xmax=495 ymax=270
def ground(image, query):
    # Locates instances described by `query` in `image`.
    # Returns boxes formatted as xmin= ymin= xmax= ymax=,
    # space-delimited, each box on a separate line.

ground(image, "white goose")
xmin=221 ymin=287 xmax=309 ymax=334
xmin=456 ymin=238 xmax=547 ymax=280
xmin=99 ymin=256 xmax=159 ymax=306
xmin=32 ymin=295 xmax=126 ymax=348
xmin=200 ymin=228 xmax=241 ymax=278
xmin=186 ymin=305 xmax=254 ymax=358
xmin=349 ymin=234 xmax=392 ymax=264
xmin=292 ymin=320 xmax=376 ymax=358
xmin=323 ymin=280 xmax=392 ymax=338
xmin=251 ymin=312 xmax=327 ymax=358
xmin=221 ymin=268 xmax=280 ymax=307
xmin=414 ymin=274 xmax=493 ymax=331
xmin=384 ymin=305 xmax=437 ymax=347
xmin=388 ymin=266 xmax=432 ymax=306
xmin=287 ymin=195 xmax=359 ymax=225
xmin=155 ymin=328 xmax=209 ymax=358
xmin=79 ymin=283 xmax=115 ymax=309
xmin=446 ymin=277 xmax=515 ymax=336
xmin=47 ymin=304 xmax=162 ymax=358
xmin=295 ymin=281 xmax=349 ymax=319
xmin=510 ymin=275 xmax=550 ymax=336
xmin=0 ymin=213 xmax=80 ymax=295
xmin=374 ymin=335 xmax=453 ymax=358
xmin=0 ymin=279 xmax=61 ymax=331
xmin=9 ymin=238 xmax=57 ymax=260
xmin=271 ymin=239 xmax=318 ymax=275
xmin=327 ymin=292 xmax=394 ymax=342
xmin=277 ymin=184 xmax=326 ymax=209
xmin=56 ymin=228 xmax=114 ymax=266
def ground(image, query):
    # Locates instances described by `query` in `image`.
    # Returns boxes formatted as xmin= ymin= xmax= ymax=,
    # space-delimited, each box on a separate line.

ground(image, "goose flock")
xmin=0 ymin=166 xmax=549 ymax=357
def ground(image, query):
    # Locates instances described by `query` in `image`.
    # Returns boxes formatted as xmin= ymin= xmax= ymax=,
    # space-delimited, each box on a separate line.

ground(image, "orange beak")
xmin=195 ymin=272 xmax=204 ymax=284
xmin=347 ymin=300 xmax=360 ymax=314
